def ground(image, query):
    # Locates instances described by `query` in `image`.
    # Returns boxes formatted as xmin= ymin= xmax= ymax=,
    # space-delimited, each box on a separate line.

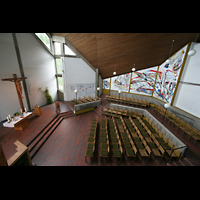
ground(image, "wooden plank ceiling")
xmin=52 ymin=33 xmax=199 ymax=79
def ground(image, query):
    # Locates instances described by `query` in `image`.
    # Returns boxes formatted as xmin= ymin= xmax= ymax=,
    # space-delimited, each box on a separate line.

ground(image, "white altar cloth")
xmin=3 ymin=112 xmax=33 ymax=128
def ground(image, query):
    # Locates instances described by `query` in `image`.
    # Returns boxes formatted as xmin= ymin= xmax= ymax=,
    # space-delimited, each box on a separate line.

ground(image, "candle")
xmin=25 ymin=108 xmax=27 ymax=113
xmin=8 ymin=115 xmax=11 ymax=120
xmin=20 ymin=109 xmax=22 ymax=113
xmin=7 ymin=117 xmax=10 ymax=122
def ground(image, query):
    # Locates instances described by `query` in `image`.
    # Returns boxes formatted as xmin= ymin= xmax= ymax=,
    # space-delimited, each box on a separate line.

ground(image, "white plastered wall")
xmin=0 ymin=33 xmax=58 ymax=121
xmin=173 ymin=42 xmax=200 ymax=119
xmin=62 ymin=57 xmax=95 ymax=101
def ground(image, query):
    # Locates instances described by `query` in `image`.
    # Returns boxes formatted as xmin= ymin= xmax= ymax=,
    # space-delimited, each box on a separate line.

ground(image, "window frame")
xmin=33 ymin=33 xmax=53 ymax=55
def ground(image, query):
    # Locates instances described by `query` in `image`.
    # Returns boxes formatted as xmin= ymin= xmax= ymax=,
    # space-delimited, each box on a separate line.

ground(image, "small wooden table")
xmin=3 ymin=112 xmax=33 ymax=130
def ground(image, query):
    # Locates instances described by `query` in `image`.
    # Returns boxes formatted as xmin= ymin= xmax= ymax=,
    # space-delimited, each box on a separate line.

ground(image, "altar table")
xmin=3 ymin=112 xmax=33 ymax=130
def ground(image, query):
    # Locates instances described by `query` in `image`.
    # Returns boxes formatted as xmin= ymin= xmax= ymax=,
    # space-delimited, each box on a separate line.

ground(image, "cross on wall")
xmin=1 ymin=74 xmax=27 ymax=112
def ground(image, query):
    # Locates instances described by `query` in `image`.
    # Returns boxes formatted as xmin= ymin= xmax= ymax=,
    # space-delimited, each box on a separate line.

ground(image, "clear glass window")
xmin=57 ymin=77 xmax=63 ymax=91
xmin=56 ymin=58 xmax=62 ymax=74
xmin=35 ymin=33 xmax=51 ymax=50
xmin=54 ymin=42 xmax=61 ymax=55
xmin=64 ymin=44 xmax=76 ymax=56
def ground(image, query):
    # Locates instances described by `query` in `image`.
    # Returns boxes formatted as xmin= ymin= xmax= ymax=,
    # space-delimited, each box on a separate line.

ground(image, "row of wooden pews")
xmin=105 ymin=95 xmax=150 ymax=108
xmin=152 ymin=104 xmax=200 ymax=145
xmin=102 ymin=107 xmax=143 ymax=118
xmin=100 ymin=118 xmax=109 ymax=162
xmin=85 ymin=117 xmax=98 ymax=162
xmin=108 ymin=117 xmax=123 ymax=162
xmin=72 ymin=96 xmax=101 ymax=105
xmin=116 ymin=117 xmax=138 ymax=162
xmin=139 ymin=116 xmax=182 ymax=162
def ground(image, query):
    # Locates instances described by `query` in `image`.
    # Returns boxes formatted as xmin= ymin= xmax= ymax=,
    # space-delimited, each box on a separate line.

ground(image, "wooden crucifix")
xmin=1 ymin=74 xmax=27 ymax=112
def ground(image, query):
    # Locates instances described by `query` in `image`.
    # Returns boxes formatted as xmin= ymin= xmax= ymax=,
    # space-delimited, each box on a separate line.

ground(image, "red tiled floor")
xmin=1 ymin=95 xmax=200 ymax=166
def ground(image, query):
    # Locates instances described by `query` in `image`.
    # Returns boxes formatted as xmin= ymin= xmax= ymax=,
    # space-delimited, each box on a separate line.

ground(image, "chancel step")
xmin=27 ymin=111 xmax=75 ymax=159
xmin=167 ymin=157 xmax=194 ymax=166
xmin=94 ymin=105 xmax=103 ymax=115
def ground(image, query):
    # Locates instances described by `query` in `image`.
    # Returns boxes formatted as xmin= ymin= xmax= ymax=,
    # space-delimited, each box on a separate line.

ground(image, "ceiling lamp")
xmin=132 ymin=64 xmax=136 ymax=72
xmin=188 ymin=49 xmax=196 ymax=56
xmin=113 ymin=67 xmax=116 ymax=75
xmin=164 ymin=103 xmax=170 ymax=109
xmin=188 ymin=33 xmax=199 ymax=56
xmin=165 ymin=59 xmax=170 ymax=64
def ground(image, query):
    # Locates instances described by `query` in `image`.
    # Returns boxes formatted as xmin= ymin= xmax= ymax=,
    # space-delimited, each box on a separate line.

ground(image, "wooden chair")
xmin=187 ymin=128 xmax=200 ymax=145
xmin=138 ymin=142 xmax=149 ymax=161
xmin=166 ymin=147 xmax=182 ymax=163
xmin=151 ymin=145 xmax=165 ymax=162
xmin=112 ymin=144 xmax=123 ymax=163
xmin=85 ymin=143 xmax=95 ymax=162
xmin=125 ymin=140 xmax=137 ymax=162
xmin=100 ymin=146 xmax=110 ymax=162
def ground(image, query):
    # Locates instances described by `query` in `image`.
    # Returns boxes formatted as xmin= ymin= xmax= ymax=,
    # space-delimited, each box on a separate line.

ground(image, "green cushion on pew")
xmin=101 ymin=133 xmax=107 ymax=137
xmin=89 ymin=132 xmax=95 ymax=137
xmin=121 ymin=132 xmax=127 ymax=137
xmin=126 ymin=149 xmax=135 ymax=156
xmin=136 ymin=143 xmax=144 ymax=149
xmin=109 ymin=129 xmax=115 ymax=133
xmin=110 ymin=132 xmax=117 ymax=137
xmin=124 ymin=143 xmax=132 ymax=149
xmin=101 ymin=143 xmax=108 ymax=149
xmin=101 ymin=150 xmax=108 ymax=156
xmin=88 ymin=137 xmax=94 ymax=142
xmin=111 ymin=138 xmax=118 ymax=143
xmin=101 ymin=138 xmax=107 ymax=143
xmin=133 ymin=137 xmax=140 ymax=142
xmin=113 ymin=150 xmax=121 ymax=157
xmin=122 ymin=138 xmax=130 ymax=142
xmin=162 ymin=143 xmax=172 ymax=149
xmin=86 ymin=149 xmax=93 ymax=156
xmin=156 ymin=138 xmax=165 ymax=142
xmin=148 ymin=142 xmax=157 ymax=148
xmin=87 ymin=143 xmax=93 ymax=149
xmin=142 ymin=133 xmax=149 ymax=137
xmin=112 ymin=143 xmax=119 ymax=149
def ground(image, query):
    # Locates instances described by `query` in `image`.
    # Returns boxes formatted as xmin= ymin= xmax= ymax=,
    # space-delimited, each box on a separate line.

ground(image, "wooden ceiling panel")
xmin=52 ymin=33 xmax=199 ymax=79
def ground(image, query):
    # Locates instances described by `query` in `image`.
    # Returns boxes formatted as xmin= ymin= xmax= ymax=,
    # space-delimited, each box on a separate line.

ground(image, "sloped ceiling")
xmin=52 ymin=33 xmax=199 ymax=79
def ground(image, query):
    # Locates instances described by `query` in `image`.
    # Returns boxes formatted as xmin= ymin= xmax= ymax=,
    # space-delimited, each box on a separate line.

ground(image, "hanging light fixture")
xmin=132 ymin=64 xmax=136 ymax=72
xmin=113 ymin=67 xmax=116 ymax=75
xmin=165 ymin=40 xmax=174 ymax=64
xmin=188 ymin=33 xmax=199 ymax=56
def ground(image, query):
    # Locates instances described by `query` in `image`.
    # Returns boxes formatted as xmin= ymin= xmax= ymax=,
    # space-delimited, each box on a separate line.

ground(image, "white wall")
xmin=0 ymin=33 xmax=57 ymax=121
xmin=16 ymin=33 xmax=57 ymax=108
xmin=0 ymin=33 xmax=23 ymax=121
xmin=173 ymin=42 xmax=200 ymax=118
xmin=63 ymin=57 xmax=95 ymax=101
